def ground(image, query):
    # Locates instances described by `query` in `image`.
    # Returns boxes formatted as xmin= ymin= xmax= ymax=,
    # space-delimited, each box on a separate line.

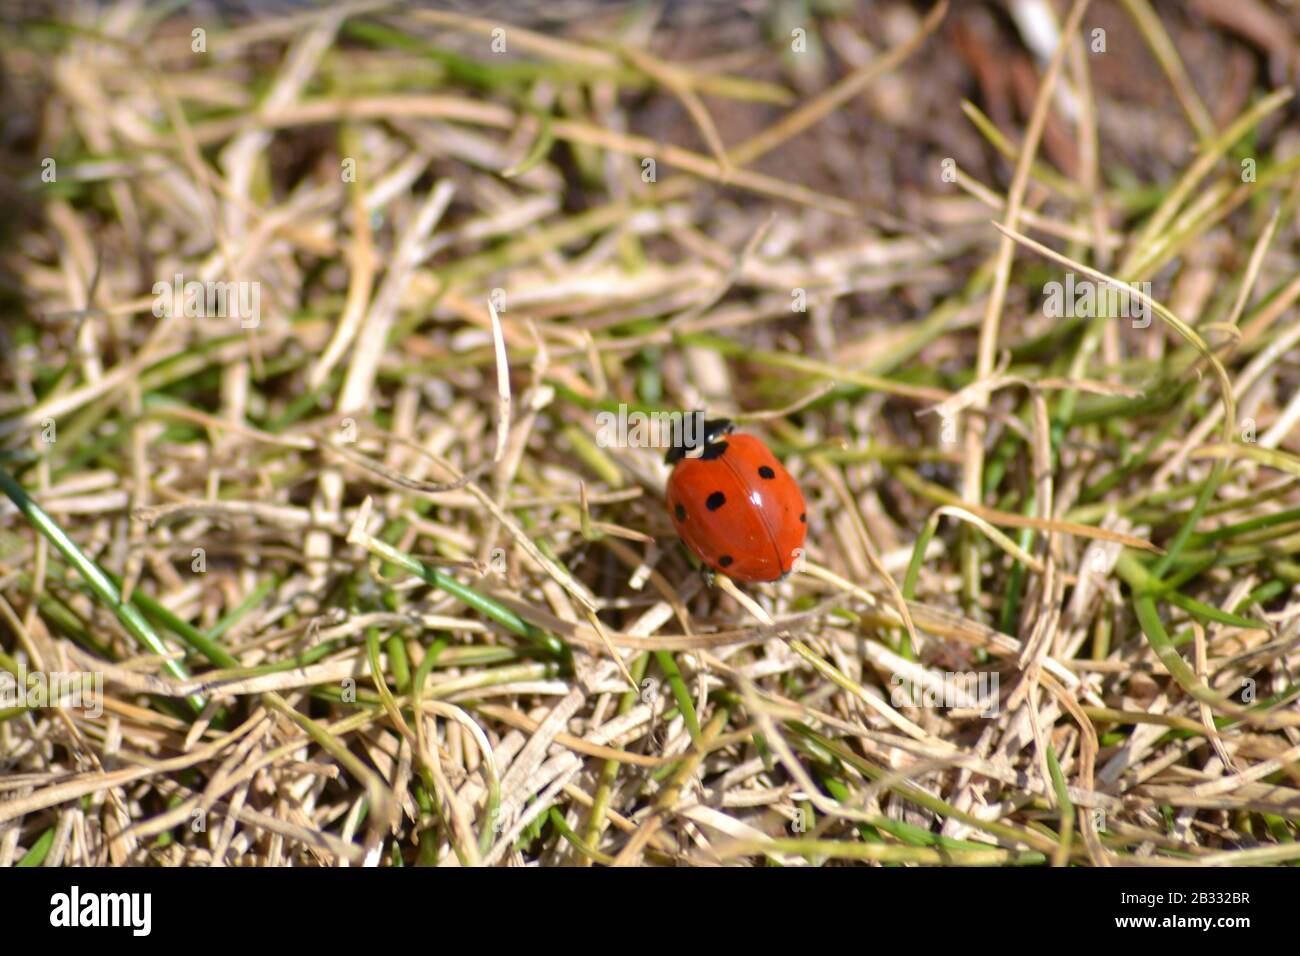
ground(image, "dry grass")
xmin=2 ymin=0 xmax=1300 ymax=866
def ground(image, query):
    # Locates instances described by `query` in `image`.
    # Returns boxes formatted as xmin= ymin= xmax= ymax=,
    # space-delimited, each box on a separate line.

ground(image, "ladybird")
xmin=665 ymin=418 xmax=807 ymax=583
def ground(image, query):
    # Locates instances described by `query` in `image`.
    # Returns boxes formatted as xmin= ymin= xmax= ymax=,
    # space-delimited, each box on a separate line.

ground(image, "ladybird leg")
xmin=700 ymin=565 xmax=718 ymax=589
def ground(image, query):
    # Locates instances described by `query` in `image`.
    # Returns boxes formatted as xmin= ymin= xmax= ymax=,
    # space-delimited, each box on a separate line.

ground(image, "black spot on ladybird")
xmin=719 ymin=555 xmax=734 ymax=568
xmin=800 ymin=512 xmax=806 ymax=523
xmin=675 ymin=504 xmax=686 ymax=522
xmin=758 ymin=465 xmax=775 ymax=480
xmin=706 ymin=491 xmax=726 ymax=511
xmin=701 ymin=441 xmax=728 ymax=460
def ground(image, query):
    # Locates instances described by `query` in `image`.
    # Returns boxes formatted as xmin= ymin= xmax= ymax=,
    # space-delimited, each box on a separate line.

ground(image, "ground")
xmin=1 ymin=0 xmax=1299 ymax=867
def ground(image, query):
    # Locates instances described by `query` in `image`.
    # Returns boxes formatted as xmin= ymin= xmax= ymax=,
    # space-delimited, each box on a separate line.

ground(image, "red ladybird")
xmin=665 ymin=418 xmax=807 ymax=583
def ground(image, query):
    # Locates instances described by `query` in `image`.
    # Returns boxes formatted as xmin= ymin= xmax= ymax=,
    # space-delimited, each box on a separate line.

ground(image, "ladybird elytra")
xmin=665 ymin=420 xmax=807 ymax=583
